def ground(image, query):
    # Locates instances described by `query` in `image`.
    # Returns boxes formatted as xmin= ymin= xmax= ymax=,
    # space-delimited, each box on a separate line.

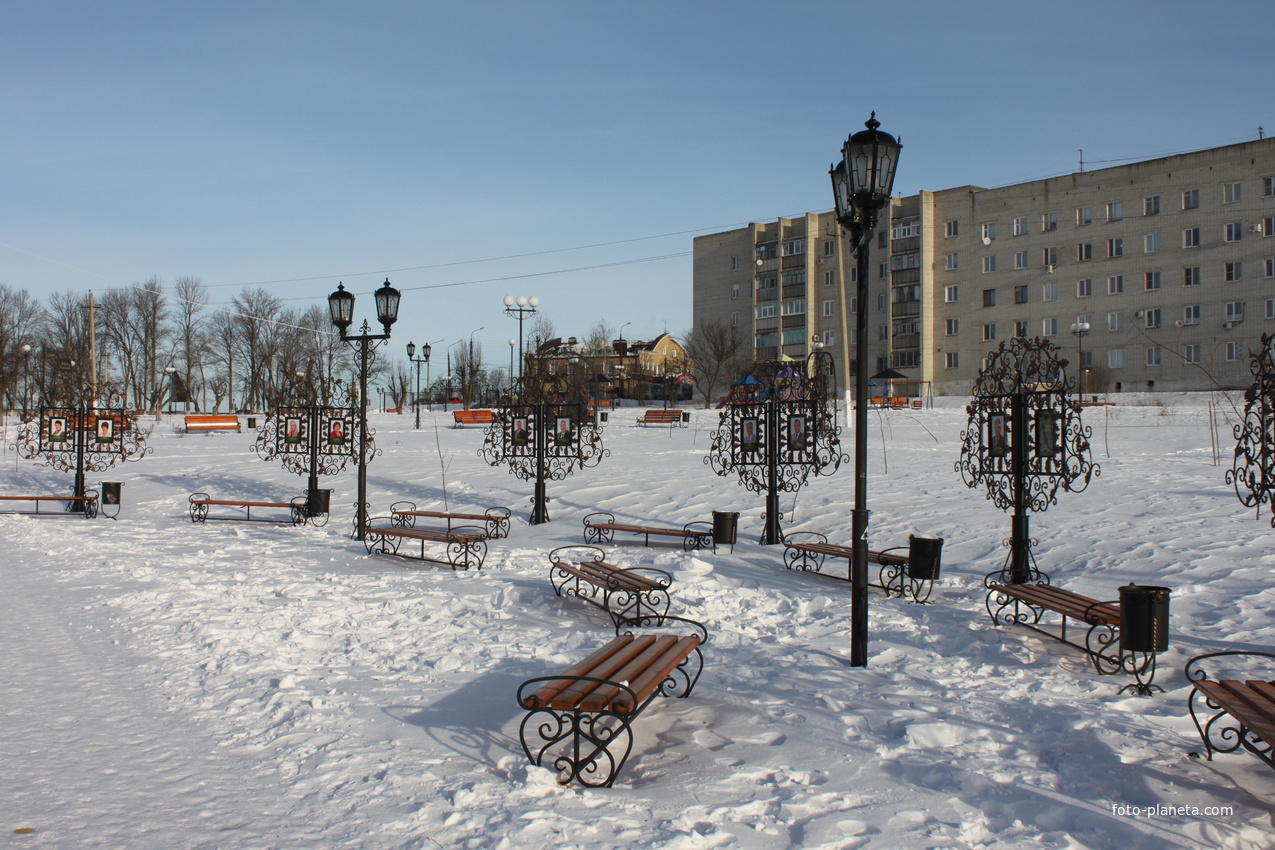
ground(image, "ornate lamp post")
xmin=1070 ymin=321 xmax=1092 ymax=395
xmin=407 ymin=341 xmax=431 ymax=429
xmin=830 ymin=112 xmax=902 ymax=668
xmin=328 ymin=279 xmax=401 ymax=540
xmin=21 ymin=343 xmax=31 ymax=420
xmin=508 ymin=338 xmax=517 ymax=401
xmin=503 ymin=295 xmax=539 ymax=382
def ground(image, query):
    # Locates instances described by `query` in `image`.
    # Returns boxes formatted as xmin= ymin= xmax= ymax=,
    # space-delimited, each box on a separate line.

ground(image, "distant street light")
xmin=503 ymin=295 xmax=539 ymax=383
xmin=1071 ymin=322 xmax=1092 ymax=395
xmin=406 ymin=341 xmax=432 ymax=429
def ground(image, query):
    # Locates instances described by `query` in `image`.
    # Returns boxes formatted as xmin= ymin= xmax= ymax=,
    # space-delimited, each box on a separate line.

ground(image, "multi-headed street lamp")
xmin=830 ymin=112 xmax=902 ymax=668
xmin=503 ymin=295 xmax=539 ymax=382
xmin=328 ymin=279 xmax=401 ymax=541
xmin=1070 ymin=321 xmax=1092 ymax=395
xmin=406 ymin=341 xmax=432 ymax=429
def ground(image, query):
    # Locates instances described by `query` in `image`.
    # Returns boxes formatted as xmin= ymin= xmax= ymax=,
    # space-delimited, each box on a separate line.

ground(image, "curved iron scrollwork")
xmin=13 ymin=379 xmax=152 ymax=493
xmin=956 ymin=338 xmax=1098 ymax=585
xmin=252 ymin=404 xmax=365 ymax=476
xmin=479 ymin=365 xmax=609 ymax=523
xmin=1228 ymin=333 xmax=1275 ymax=525
xmin=704 ymin=351 xmax=845 ymax=543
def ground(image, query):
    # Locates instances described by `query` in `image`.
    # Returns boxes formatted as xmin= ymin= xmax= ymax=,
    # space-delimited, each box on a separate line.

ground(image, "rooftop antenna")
xmin=1078 ymin=149 xmax=1084 ymax=172
xmin=1260 ymin=126 xmax=1265 ymax=139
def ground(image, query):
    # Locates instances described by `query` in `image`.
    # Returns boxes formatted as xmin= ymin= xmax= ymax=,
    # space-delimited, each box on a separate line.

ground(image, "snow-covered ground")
xmin=3 ymin=395 xmax=1274 ymax=849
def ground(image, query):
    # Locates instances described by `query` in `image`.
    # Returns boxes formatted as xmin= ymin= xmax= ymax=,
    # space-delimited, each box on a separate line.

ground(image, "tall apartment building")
xmin=693 ymin=137 xmax=1275 ymax=398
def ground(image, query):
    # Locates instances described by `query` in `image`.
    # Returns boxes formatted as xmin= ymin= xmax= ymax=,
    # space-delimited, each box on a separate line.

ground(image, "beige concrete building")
xmin=693 ymin=137 xmax=1275 ymax=398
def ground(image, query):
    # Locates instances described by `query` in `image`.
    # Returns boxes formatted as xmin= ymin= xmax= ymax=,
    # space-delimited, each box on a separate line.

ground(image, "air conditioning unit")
xmin=1253 ymin=223 xmax=1265 ymax=234
xmin=1134 ymin=311 xmax=1144 ymax=318
xmin=1223 ymin=321 xmax=1236 ymax=329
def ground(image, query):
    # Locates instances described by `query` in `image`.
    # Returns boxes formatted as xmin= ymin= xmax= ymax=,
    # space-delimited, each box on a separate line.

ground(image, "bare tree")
xmin=230 ymin=288 xmax=284 ymax=412
xmin=172 ymin=276 xmax=209 ymax=412
xmin=0 ymin=284 xmax=44 ymax=412
xmin=684 ymin=319 xmax=751 ymax=408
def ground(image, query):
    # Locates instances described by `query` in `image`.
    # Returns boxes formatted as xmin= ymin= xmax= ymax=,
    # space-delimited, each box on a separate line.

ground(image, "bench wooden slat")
xmin=613 ymin=636 xmax=701 ymax=713
xmin=991 ymin=583 xmax=1120 ymax=624
xmin=579 ymin=635 xmax=682 ymax=713
xmin=1197 ymin=680 xmax=1275 ymax=748
xmin=524 ymin=635 xmax=652 ymax=710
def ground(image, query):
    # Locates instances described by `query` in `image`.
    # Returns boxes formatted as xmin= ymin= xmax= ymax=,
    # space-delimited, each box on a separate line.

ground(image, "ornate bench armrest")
xmin=614 ymin=614 xmax=709 ymax=645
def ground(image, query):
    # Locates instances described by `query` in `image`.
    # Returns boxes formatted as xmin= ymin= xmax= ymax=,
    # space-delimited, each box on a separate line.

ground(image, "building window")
xmin=1227 ymin=342 xmax=1242 ymax=362
xmin=879 ymin=232 xmax=888 ymax=249
xmin=1184 ymin=305 xmax=1201 ymax=326
xmin=1042 ymin=212 xmax=1058 ymax=231
xmin=1146 ymin=308 xmax=1162 ymax=329
xmin=1108 ymin=312 xmax=1125 ymax=331
xmin=823 ymin=240 xmax=835 ymax=256
xmin=849 ymin=267 xmax=857 ymax=283
xmin=1043 ymin=247 xmax=1058 ymax=267
xmin=1077 ymin=206 xmax=1093 ymax=226
xmin=1265 ymin=177 xmax=1275 ymax=197
xmin=756 ymin=304 xmax=778 ymax=319
xmin=1226 ymin=262 xmax=1243 ymax=282
xmin=1015 ymin=251 xmax=1028 ymax=270
xmin=1107 ymin=201 xmax=1124 ymax=222
xmin=1108 ymin=275 xmax=1124 ymax=295
xmin=1145 ymin=233 xmax=1161 ymax=253
xmin=1078 ymin=278 xmax=1093 ymax=297
xmin=983 ymin=288 xmax=997 ymax=307
xmin=1264 ymin=217 xmax=1274 ymax=237
xmin=1078 ymin=242 xmax=1093 ymax=261
xmin=1268 ymin=258 xmax=1275 ymax=278
xmin=1267 ymin=299 xmax=1275 ymax=320
xmin=982 ymin=222 xmax=997 ymax=241
xmin=945 ymin=352 xmax=959 ymax=369
xmin=1043 ymin=281 xmax=1058 ymax=301
xmin=945 ymin=318 xmax=959 ymax=336
xmin=1043 ymin=317 xmax=1058 ymax=336
xmin=945 ymin=220 xmax=959 ymax=238
xmin=824 ymin=270 xmax=836 ymax=286
xmin=1109 ymin=350 xmax=1124 ymax=369
xmin=879 ymin=262 xmax=888 ymax=279
xmin=983 ymin=256 xmax=997 ymax=273
xmin=1014 ymin=284 xmax=1029 ymax=304
xmin=1224 ymin=182 xmax=1242 ymax=204
xmin=892 ymin=219 xmax=920 ymax=239
xmin=732 ymin=256 xmax=740 ymax=270
xmin=879 ymin=325 xmax=889 ymax=341
xmin=1145 ymin=195 xmax=1161 ymax=216
xmin=781 ymin=299 xmax=806 ymax=316
xmin=823 ymin=330 xmax=836 ymax=345
xmin=781 ymin=269 xmax=807 ymax=287
xmin=757 ymin=242 xmax=778 ymax=260
xmin=822 ymin=299 xmax=835 ymax=317
xmin=1145 ymin=271 xmax=1161 ymax=290
xmin=878 ymin=293 xmax=887 ymax=311
xmin=1184 ymin=267 xmax=1201 ymax=286
xmin=1226 ymin=302 xmax=1244 ymax=323
xmin=783 ymin=238 xmax=805 ymax=256
xmin=1226 ymin=222 xmax=1244 ymax=243
xmin=782 ymin=329 xmax=807 ymax=346
xmin=946 ymin=253 xmax=959 ymax=270
xmin=1015 ymin=320 xmax=1029 ymax=338
xmin=1108 ymin=238 xmax=1124 ymax=258
xmin=1186 ymin=344 xmax=1200 ymax=364
xmin=945 ymin=284 xmax=959 ymax=303
xmin=1147 ymin=347 xmax=1162 ymax=367
xmin=731 ymin=311 xmax=738 ymax=327
xmin=983 ymin=323 xmax=997 ymax=341
xmin=1013 ymin=216 xmax=1028 ymax=236
xmin=1183 ymin=228 xmax=1201 ymax=248
xmin=1183 ymin=189 xmax=1200 ymax=210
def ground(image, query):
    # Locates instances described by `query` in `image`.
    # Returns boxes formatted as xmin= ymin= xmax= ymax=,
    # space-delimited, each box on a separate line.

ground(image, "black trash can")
xmin=308 ymin=487 xmax=331 ymax=517
xmin=100 ymin=481 xmax=123 ymax=519
xmin=712 ymin=511 xmax=739 ymax=548
xmin=1119 ymin=584 xmax=1170 ymax=653
xmin=247 ymin=416 xmax=257 ymax=429
xmin=681 ymin=410 xmax=691 ymax=423
xmin=599 ymin=410 xmax=609 ymax=424
xmin=907 ymin=535 xmax=944 ymax=581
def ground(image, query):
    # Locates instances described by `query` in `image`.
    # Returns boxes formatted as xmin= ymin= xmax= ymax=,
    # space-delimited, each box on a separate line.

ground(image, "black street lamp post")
xmin=328 ymin=279 xmax=401 ymax=541
xmin=21 ymin=343 xmax=31 ymax=419
xmin=407 ymin=341 xmax=431 ymax=429
xmin=830 ymin=112 xmax=902 ymax=668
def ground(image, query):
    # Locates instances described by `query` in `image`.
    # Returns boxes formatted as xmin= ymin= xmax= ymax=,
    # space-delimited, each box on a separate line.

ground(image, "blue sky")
xmin=3 ymin=1 xmax=1271 ymax=362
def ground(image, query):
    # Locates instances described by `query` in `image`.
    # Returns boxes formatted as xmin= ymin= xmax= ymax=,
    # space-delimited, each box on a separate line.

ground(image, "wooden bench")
xmin=188 ymin=492 xmax=311 ymax=526
xmin=548 ymin=545 xmax=673 ymax=624
xmin=1185 ymin=651 xmax=1275 ymax=770
xmin=452 ymin=409 xmax=496 ymax=428
xmin=516 ymin=616 xmax=708 ymax=787
xmin=363 ymin=519 xmax=487 ymax=570
xmin=869 ymin=397 xmax=907 ymax=409
xmin=782 ymin=532 xmax=944 ymax=603
xmin=184 ymin=414 xmax=241 ymax=433
xmin=636 ymin=409 xmax=685 ymax=427
xmin=583 ymin=512 xmax=712 ymax=551
xmin=0 ymin=492 xmax=99 ymax=519
xmin=985 ymin=582 xmax=1128 ymax=675
xmin=389 ymin=501 xmax=511 ymax=539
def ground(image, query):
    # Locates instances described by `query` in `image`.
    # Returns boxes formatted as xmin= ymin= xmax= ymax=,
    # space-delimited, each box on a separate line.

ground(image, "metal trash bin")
xmin=247 ymin=417 xmax=257 ymax=429
xmin=712 ymin=510 xmax=739 ymax=552
xmin=100 ymin=481 xmax=123 ymax=520
xmin=308 ymin=487 xmax=331 ymax=517
xmin=907 ymin=535 xmax=944 ymax=581
xmin=598 ymin=410 xmax=609 ymax=424
xmin=681 ymin=410 xmax=691 ymax=423
xmin=1119 ymin=585 xmax=1170 ymax=653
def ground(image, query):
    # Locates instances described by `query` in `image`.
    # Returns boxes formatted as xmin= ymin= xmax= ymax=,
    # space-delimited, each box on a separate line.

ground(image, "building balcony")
xmin=890 ymin=268 xmax=921 ymax=285
xmin=891 ymin=301 xmax=921 ymax=318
